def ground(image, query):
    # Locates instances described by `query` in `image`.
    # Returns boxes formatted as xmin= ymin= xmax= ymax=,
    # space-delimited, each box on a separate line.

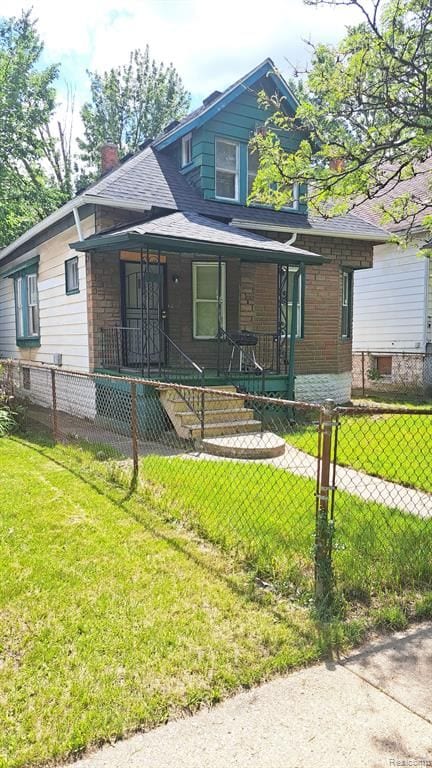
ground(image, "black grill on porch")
xmin=99 ymin=324 xmax=290 ymax=391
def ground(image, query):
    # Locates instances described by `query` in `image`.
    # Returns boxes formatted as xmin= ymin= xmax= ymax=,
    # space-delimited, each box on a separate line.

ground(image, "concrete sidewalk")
xmin=70 ymin=622 xmax=432 ymax=768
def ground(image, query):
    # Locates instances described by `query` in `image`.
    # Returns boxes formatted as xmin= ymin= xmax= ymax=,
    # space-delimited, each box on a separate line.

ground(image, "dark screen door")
xmin=123 ymin=261 xmax=164 ymax=367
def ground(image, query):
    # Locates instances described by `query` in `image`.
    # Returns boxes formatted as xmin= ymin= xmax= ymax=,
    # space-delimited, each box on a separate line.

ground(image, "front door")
xmin=123 ymin=261 xmax=165 ymax=368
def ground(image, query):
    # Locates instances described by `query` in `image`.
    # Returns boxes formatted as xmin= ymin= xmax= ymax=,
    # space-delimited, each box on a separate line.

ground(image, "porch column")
xmin=286 ymin=263 xmax=303 ymax=400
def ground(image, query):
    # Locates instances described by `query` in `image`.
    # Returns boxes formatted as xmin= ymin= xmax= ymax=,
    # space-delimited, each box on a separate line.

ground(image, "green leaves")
xmin=253 ymin=0 xmax=432 ymax=238
xmin=0 ymin=11 xmax=67 ymax=248
xmin=78 ymin=46 xmax=191 ymax=177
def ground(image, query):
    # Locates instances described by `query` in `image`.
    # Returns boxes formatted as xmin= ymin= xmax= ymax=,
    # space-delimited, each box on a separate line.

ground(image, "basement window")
xmin=375 ymin=355 xmax=392 ymax=377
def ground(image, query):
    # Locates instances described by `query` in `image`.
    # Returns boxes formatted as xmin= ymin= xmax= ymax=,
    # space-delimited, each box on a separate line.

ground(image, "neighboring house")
xmin=352 ymin=161 xmax=432 ymax=394
xmin=0 ymin=57 xmax=387 ymax=428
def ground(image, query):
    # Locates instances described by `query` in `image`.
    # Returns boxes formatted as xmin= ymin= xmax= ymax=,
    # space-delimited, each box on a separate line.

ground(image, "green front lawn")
xmin=285 ymin=413 xmax=432 ymax=492
xmin=0 ymin=434 xmax=321 ymax=768
xmin=2 ymin=432 xmax=432 ymax=767
xmin=141 ymin=456 xmax=432 ymax=600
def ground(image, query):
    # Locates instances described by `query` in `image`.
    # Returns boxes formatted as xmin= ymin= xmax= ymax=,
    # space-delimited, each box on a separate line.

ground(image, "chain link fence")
xmin=353 ymin=350 xmax=432 ymax=400
xmin=2 ymin=359 xmax=432 ymax=616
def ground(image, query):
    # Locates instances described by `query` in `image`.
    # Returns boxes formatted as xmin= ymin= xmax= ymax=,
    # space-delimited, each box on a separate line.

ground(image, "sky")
xmin=3 ymin=0 xmax=361 ymax=144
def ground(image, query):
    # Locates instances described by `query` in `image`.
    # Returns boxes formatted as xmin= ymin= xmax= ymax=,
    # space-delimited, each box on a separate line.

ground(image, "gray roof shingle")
xmin=88 ymin=146 xmax=388 ymax=241
xmin=75 ymin=210 xmax=327 ymax=262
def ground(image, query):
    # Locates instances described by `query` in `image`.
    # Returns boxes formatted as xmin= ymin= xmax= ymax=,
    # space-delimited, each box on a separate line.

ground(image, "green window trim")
xmin=12 ymin=265 xmax=40 ymax=346
xmin=192 ymin=261 xmax=226 ymax=339
xmin=65 ymin=256 xmax=80 ymax=295
xmin=280 ymin=266 xmax=305 ymax=340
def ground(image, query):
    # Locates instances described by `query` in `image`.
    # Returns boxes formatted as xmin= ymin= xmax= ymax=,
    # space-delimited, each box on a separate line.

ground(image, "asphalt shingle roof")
xmin=88 ymin=146 xmax=388 ymax=241
xmin=355 ymin=159 xmax=432 ymax=233
xmin=76 ymin=210 xmax=327 ymax=262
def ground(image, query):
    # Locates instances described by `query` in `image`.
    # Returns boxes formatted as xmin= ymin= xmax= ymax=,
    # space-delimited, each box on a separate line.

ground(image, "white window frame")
xmin=281 ymin=266 xmax=303 ymax=339
xmin=247 ymin=146 xmax=259 ymax=197
xmin=15 ymin=276 xmax=24 ymax=338
xmin=341 ymin=269 xmax=352 ymax=339
xmin=215 ymin=138 xmax=240 ymax=201
xmin=181 ymin=132 xmax=193 ymax=167
xmin=65 ymin=256 xmax=79 ymax=294
xmin=192 ymin=262 xmax=226 ymax=340
xmin=281 ymin=182 xmax=300 ymax=211
xmin=27 ymin=273 xmax=39 ymax=337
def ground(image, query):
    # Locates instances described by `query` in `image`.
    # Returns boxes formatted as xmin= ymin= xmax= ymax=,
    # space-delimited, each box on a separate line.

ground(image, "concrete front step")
xmin=201 ymin=432 xmax=286 ymax=459
xmin=189 ymin=420 xmax=262 ymax=439
xmin=178 ymin=408 xmax=255 ymax=426
xmin=166 ymin=397 xmax=247 ymax=413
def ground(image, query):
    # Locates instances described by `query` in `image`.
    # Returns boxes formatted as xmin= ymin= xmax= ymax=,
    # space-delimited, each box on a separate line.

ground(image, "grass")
xmin=2 ymin=431 xmax=432 ymax=767
xmin=139 ymin=456 xmax=432 ymax=602
xmin=0 ymin=433 xmax=330 ymax=768
xmin=285 ymin=412 xmax=432 ymax=492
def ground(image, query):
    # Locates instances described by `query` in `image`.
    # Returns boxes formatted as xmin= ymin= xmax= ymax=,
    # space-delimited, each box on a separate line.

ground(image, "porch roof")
xmin=70 ymin=211 xmax=328 ymax=266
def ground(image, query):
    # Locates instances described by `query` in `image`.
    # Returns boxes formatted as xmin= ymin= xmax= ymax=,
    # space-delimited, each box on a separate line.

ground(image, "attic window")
xmin=215 ymin=138 xmax=239 ymax=201
xmin=181 ymin=133 xmax=192 ymax=167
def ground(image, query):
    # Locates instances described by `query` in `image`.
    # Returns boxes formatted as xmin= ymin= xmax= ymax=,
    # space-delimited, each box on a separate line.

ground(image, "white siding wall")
xmin=0 ymin=216 xmax=94 ymax=369
xmin=353 ymin=240 xmax=428 ymax=353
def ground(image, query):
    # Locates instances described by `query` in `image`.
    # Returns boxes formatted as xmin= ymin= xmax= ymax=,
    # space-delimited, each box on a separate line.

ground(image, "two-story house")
xmin=0 ymin=58 xmax=387 ymax=420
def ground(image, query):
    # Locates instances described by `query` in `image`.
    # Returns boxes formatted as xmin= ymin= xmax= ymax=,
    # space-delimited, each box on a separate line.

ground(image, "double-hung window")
xmin=280 ymin=266 xmax=303 ymax=338
xmin=192 ymin=262 xmax=226 ymax=339
xmin=341 ymin=269 xmax=353 ymax=338
xmin=65 ymin=256 xmax=79 ymax=294
xmin=13 ymin=268 xmax=40 ymax=344
xmin=215 ymin=139 xmax=239 ymax=201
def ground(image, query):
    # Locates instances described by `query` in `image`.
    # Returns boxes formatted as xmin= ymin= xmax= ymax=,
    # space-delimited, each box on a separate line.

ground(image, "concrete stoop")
xmin=201 ymin=431 xmax=286 ymax=460
xmin=159 ymin=385 xmax=285 ymax=459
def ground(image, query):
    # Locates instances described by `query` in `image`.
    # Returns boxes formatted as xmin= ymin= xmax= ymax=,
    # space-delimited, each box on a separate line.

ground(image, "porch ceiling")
xmin=70 ymin=211 xmax=328 ymax=266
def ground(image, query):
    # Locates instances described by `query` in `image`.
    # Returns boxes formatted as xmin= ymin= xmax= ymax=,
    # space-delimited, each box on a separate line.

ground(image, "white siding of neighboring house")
xmin=353 ymin=240 xmax=429 ymax=353
xmin=0 ymin=215 xmax=94 ymax=369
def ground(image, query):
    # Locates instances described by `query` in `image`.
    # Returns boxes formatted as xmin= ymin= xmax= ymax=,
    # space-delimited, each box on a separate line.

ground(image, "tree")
xmin=252 ymin=0 xmax=432 ymax=238
xmin=78 ymin=47 xmax=191 ymax=176
xmin=0 ymin=11 xmax=67 ymax=248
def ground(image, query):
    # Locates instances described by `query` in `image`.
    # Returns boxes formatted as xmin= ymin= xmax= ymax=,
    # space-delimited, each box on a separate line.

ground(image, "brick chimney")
xmin=100 ymin=143 xmax=119 ymax=174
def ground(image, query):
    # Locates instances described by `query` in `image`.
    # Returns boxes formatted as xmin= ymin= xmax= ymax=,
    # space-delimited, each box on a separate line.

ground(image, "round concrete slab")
xmin=201 ymin=431 xmax=286 ymax=459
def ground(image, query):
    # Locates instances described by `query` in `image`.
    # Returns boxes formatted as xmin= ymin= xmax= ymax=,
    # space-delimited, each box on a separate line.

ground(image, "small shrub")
xmin=0 ymin=393 xmax=18 ymax=436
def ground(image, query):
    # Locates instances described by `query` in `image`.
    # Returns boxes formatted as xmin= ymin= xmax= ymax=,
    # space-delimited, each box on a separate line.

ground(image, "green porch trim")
xmin=71 ymin=231 xmax=326 ymax=267
xmin=95 ymin=367 xmax=295 ymax=397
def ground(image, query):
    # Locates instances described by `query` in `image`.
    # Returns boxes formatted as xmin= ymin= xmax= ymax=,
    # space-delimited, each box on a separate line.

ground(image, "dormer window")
xmin=181 ymin=133 xmax=192 ymax=167
xmin=215 ymin=138 xmax=239 ymax=201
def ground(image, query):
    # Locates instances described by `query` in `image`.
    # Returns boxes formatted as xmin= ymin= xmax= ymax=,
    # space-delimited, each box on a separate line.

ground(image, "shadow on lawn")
xmin=10 ymin=429 xmax=325 ymax=650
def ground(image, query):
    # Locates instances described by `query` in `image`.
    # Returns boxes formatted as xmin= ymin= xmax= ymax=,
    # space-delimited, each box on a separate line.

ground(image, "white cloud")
xmin=3 ymin=0 xmax=360 ymax=106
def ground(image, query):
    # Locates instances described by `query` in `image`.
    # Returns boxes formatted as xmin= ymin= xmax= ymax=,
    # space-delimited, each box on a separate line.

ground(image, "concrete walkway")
xmin=191 ymin=442 xmax=432 ymax=517
xmin=66 ymin=622 xmax=432 ymax=768
xmin=29 ymin=404 xmax=432 ymax=517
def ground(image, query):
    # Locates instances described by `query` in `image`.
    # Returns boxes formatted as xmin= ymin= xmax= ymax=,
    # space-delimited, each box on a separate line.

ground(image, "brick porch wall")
xmin=86 ymin=251 xmax=122 ymax=370
xmin=244 ymin=233 xmax=374 ymax=376
xmin=87 ymin=205 xmax=374 ymax=379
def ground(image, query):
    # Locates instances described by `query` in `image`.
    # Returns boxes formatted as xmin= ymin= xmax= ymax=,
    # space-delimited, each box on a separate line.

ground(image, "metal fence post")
xmin=51 ymin=368 xmax=58 ymax=441
xmin=315 ymin=398 xmax=335 ymax=611
xmin=361 ymin=351 xmax=366 ymax=397
xmin=130 ymin=381 xmax=139 ymax=480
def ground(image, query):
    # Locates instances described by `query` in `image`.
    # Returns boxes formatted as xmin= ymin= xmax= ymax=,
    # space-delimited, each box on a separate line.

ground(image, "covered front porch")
xmin=73 ymin=211 xmax=327 ymax=398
